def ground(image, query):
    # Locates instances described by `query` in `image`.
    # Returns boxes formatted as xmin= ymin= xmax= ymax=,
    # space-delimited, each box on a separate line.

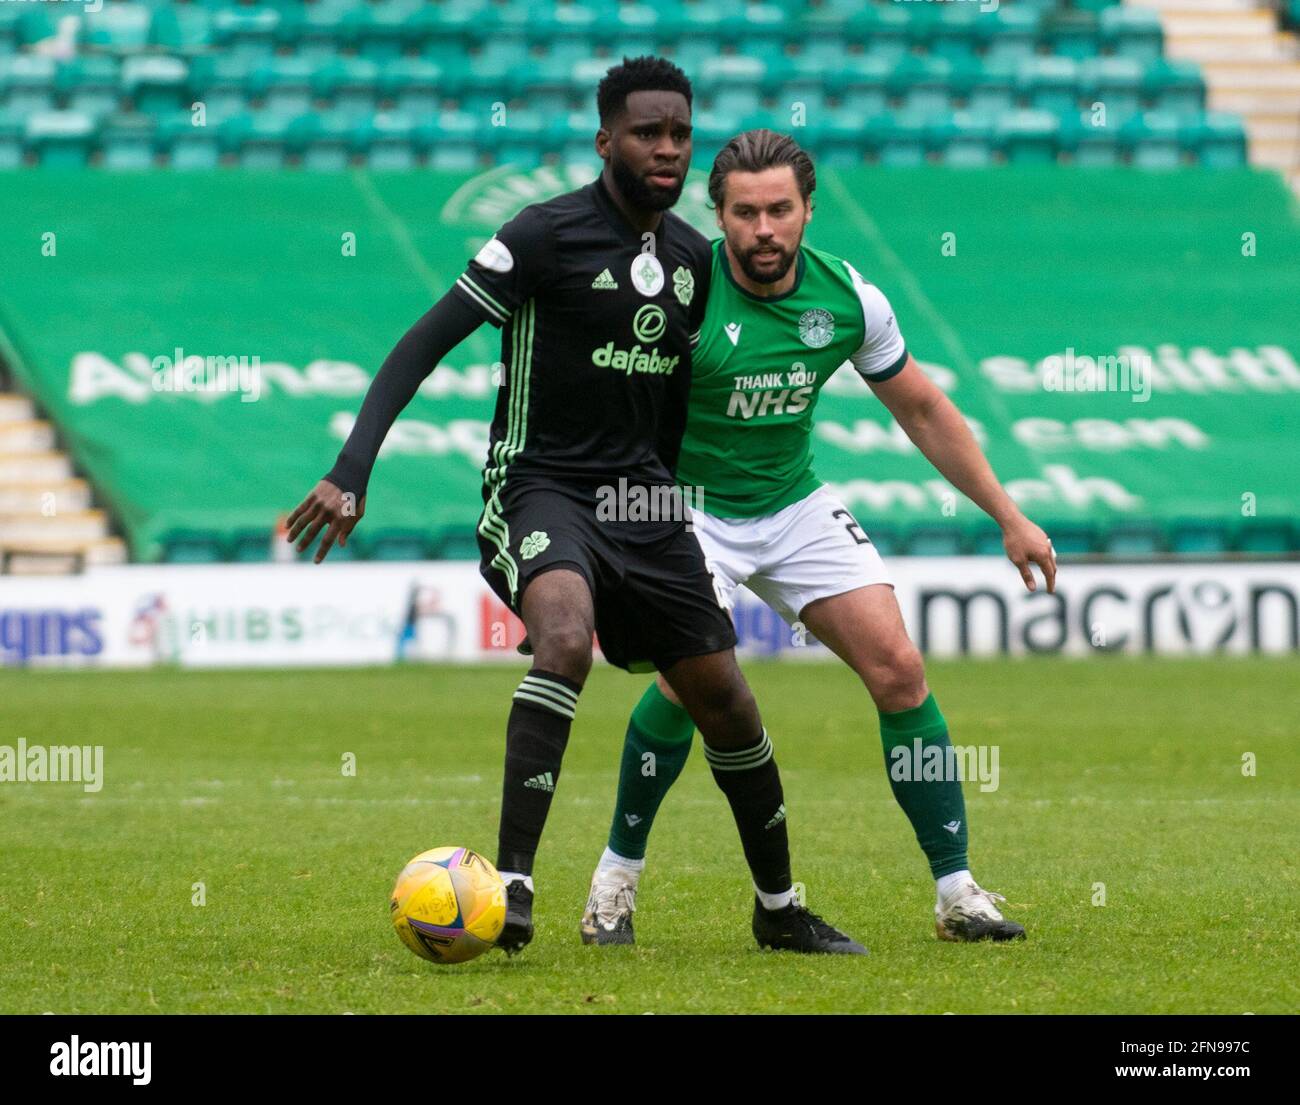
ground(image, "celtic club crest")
xmin=672 ymin=266 xmax=695 ymax=307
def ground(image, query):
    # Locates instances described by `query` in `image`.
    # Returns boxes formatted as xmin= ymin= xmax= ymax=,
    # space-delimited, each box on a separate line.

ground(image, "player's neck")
xmin=601 ymin=168 xmax=665 ymax=236
xmin=723 ymin=239 xmax=799 ymax=299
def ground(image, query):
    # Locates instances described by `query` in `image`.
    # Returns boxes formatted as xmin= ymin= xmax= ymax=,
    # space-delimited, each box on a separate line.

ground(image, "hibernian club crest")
xmin=672 ymin=265 xmax=694 ymax=307
xmin=797 ymin=308 xmax=835 ymax=349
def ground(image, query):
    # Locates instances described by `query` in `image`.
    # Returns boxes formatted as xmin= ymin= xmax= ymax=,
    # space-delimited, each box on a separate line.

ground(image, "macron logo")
xmin=50 ymin=1037 xmax=151 ymax=1086
xmin=524 ymin=772 xmax=555 ymax=792
xmin=943 ymin=820 xmax=961 ymax=835
xmin=724 ymin=322 xmax=742 ymax=346
xmin=624 ymin=813 xmax=642 ymax=827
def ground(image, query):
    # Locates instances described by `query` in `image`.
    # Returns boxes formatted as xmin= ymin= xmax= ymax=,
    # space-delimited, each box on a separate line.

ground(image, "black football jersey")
xmin=450 ymin=174 xmax=712 ymax=491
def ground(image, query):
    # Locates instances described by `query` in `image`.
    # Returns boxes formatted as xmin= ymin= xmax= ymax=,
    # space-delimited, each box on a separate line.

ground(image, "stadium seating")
xmin=0 ymin=0 xmax=1246 ymax=169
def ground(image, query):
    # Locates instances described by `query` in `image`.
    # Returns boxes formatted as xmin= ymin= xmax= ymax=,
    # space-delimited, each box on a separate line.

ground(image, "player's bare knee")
xmin=694 ymin=676 xmax=760 ymax=749
xmin=864 ymin=643 xmax=928 ymax=712
xmin=530 ymin=622 xmax=593 ymax=683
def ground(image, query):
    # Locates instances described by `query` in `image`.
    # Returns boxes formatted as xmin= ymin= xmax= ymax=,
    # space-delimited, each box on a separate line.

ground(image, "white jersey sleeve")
xmin=844 ymin=262 xmax=908 ymax=381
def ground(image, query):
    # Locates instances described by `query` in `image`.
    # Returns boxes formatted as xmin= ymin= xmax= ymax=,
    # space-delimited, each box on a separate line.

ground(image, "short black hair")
xmin=596 ymin=55 xmax=692 ymax=127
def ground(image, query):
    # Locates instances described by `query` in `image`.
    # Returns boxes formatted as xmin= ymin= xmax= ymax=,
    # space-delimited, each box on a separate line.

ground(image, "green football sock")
xmin=879 ymin=693 xmax=970 ymax=879
xmin=606 ymin=682 xmax=696 ymax=860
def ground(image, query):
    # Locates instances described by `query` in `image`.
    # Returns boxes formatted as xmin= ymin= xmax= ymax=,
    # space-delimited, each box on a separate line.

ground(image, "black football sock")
xmin=704 ymin=729 xmax=792 ymax=895
xmin=496 ymin=669 xmax=582 ymax=877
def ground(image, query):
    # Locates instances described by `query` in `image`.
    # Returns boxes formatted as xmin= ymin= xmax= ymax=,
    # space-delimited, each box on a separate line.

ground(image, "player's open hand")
xmin=1002 ymin=515 xmax=1056 ymax=594
xmin=285 ymin=479 xmax=365 ymax=564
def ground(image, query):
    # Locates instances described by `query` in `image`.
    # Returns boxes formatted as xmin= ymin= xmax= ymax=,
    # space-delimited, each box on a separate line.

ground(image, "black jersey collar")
xmin=718 ymin=239 xmax=806 ymax=303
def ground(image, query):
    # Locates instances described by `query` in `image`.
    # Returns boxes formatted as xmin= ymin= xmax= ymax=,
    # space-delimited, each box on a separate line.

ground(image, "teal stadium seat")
xmin=369 ymin=530 xmax=432 ymax=561
xmin=0 ymin=108 xmax=23 ymax=167
xmin=1044 ymin=524 xmax=1099 ymax=556
xmin=1122 ymin=110 xmax=1183 ymax=169
xmin=101 ymin=112 xmax=157 ymax=169
xmin=253 ymin=56 xmax=318 ymax=118
xmin=838 ymin=56 xmax=890 ymax=117
xmin=969 ymin=526 xmax=1007 ymax=557
xmin=161 ymin=530 xmax=227 ymax=564
xmin=1 ymin=55 xmax=56 ymax=116
xmin=379 ymin=59 xmax=444 ymax=118
xmin=58 ymin=56 xmax=121 ymax=119
xmin=1079 ymin=56 xmax=1144 ymax=124
xmin=1145 ymin=58 xmax=1205 ymax=116
xmin=432 ymin=530 xmax=481 ymax=561
xmin=123 ymin=55 xmax=188 ymax=118
xmin=158 ymin=112 xmax=220 ymax=169
xmin=362 ymin=111 xmax=419 ymax=169
xmin=1188 ymin=112 xmax=1246 ymax=168
xmin=1101 ymin=7 xmax=1165 ymax=66
xmin=1170 ymin=520 xmax=1231 ymax=555
xmin=850 ymin=5 xmax=909 ymax=61
xmin=996 ymin=109 xmax=1060 ymax=165
xmin=979 ymin=8 xmax=1042 ymax=64
xmin=492 ymin=108 xmax=551 ymax=167
xmin=26 ymin=109 xmax=96 ymax=167
xmin=964 ymin=57 xmax=1017 ymax=115
xmin=1104 ymin=522 xmax=1164 ymax=556
xmin=698 ymin=55 xmax=766 ymax=118
xmin=906 ymin=526 xmax=964 ymax=557
xmin=1018 ymin=56 xmax=1079 ymax=117
xmin=1060 ymin=111 xmax=1123 ymax=167
xmin=872 ymin=111 xmax=928 ymax=167
xmin=419 ymin=110 xmax=482 ymax=171
xmin=318 ymin=56 xmax=380 ymax=116
xmin=892 ymin=55 xmax=954 ymax=116
xmin=289 ymin=0 xmax=364 ymax=61
xmin=210 ymin=5 xmax=280 ymax=60
xmin=187 ymin=54 xmax=254 ymax=121
xmin=150 ymin=4 xmax=213 ymax=56
xmin=1236 ymin=520 xmax=1295 ymax=554
xmin=863 ymin=524 xmax=902 ymax=557
xmin=927 ymin=7 xmax=982 ymax=64
xmin=83 ymin=3 xmax=153 ymax=55
xmin=356 ymin=0 xmax=425 ymax=62
xmin=930 ymin=109 xmax=998 ymax=168
xmin=290 ymin=110 xmax=354 ymax=170
xmin=0 ymin=6 xmax=20 ymax=56
xmin=1043 ymin=9 xmax=1101 ymax=61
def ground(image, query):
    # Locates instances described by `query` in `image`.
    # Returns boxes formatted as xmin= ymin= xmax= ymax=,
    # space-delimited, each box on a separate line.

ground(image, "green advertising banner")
xmin=1 ymin=164 xmax=1297 ymax=560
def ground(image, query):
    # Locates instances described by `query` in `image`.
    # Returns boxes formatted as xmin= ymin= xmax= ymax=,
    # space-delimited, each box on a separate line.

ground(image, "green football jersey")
xmin=676 ymin=238 xmax=909 ymax=518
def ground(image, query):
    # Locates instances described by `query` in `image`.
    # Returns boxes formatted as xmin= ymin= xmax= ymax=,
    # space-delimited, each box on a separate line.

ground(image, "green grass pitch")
xmin=0 ymin=657 xmax=1295 ymax=1014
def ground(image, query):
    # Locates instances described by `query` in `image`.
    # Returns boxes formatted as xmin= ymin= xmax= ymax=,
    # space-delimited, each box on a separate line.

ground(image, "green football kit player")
xmin=581 ymin=130 xmax=1058 ymax=948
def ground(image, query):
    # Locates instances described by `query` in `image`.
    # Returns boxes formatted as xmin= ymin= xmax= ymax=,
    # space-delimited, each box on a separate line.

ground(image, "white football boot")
xmin=935 ymin=881 xmax=1026 ymax=942
xmin=580 ymin=864 xmax=638 ymax=946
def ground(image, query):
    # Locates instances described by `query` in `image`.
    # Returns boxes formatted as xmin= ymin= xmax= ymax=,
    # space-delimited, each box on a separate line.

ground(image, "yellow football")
xmin=390 ymin=847 xmax=506 ymax=964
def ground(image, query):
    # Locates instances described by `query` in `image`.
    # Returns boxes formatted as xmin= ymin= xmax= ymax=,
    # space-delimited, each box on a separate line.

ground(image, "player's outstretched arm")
xmin=868 ymin=355 xmax=1056 ymax=594
xmin=285 ymin=289 xmax=484 ymax=563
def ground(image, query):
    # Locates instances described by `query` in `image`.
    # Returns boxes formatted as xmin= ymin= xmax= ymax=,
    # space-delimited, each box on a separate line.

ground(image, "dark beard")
xmin=610 ymin=155 xmax=683 ymax=212
xmin=736 ymin=243 xmax=797 ymax=286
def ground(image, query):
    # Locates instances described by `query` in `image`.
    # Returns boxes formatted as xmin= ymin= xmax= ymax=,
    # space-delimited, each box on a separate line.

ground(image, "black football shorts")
xmin=477 ymin=478 xmax=736 ymax=673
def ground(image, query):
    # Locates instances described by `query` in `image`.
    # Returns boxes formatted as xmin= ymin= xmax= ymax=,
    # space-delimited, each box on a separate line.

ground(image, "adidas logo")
xmin=943 ymin=819 xmax=961 ymax=834
xmin=624 ymin=813 xmax=642 ymax=827
xmin=524 ymin=772 xmax=555 ymax=792
xmin=591 ymin=268 xmax=618 ymax=290
xmin=764 ymin=803 xmax=787 ymax=830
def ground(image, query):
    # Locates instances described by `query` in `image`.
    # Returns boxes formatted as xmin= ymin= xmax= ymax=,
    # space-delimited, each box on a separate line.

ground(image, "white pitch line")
xmin=350 ymin=170 xmax=443 ymax=300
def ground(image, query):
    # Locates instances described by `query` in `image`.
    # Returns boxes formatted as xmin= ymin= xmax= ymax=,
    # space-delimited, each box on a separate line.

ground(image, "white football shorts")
xmin=688 ymin=485 xmax=892 ymax=625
